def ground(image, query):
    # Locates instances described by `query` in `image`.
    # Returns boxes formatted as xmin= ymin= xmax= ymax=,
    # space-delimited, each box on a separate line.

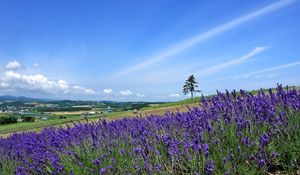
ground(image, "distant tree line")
xmin=36 ymin=107 xmax=92 ymax=112
xmin=121 ymin=103 xmax=150 ymax=111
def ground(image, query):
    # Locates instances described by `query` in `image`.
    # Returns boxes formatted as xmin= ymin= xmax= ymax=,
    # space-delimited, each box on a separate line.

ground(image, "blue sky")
xmin=0 ymin=0 xmax=300 ymax=101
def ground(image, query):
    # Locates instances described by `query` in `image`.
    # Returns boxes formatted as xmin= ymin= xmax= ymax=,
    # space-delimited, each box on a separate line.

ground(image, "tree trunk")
xmin=191 ymin=91 xmax=193 ymax=99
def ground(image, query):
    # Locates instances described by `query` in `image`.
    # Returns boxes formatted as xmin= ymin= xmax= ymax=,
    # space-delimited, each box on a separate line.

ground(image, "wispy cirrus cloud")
xmin=196 ymin=46 xmax=269 ymax=76
xmin=131 ymin=46 xmax=268 ymax=85
xmin=114 ymin=0 xmax=296 ymax=77
xmin=203 ymin=61 xmax=300 ymax=83
xmin=231 ymin=61 xmax=300 ymax=79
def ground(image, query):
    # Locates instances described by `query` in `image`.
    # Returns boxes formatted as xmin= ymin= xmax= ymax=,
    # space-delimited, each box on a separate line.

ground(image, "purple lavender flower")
xmin=215 ymin=138 xmax=220 ymax=145
xmin=155 ymin=164 xmax=162 ymax=171
xmin=259 ymin=133 xmax=269 ymax=150
xmin=15 ymin=166 xmax=26 ymax=175
xmin=271 ymin=151 xmax=279 ymax=158
xmin=202 ymin=144 xmax=209 ymax=157
xmin=258 ymin=159 xmax=266 ymax=167
xmin=144 ymin=162 xmax=151 ymax=171
xmin=134 ymin=147 xmax=142 ymax=155
xmin=93 ymin=159 xmax=101 ymax=166
xmin=223 ymin=157 xmax=227 ymax=164
xmin=249 ymin=153 xmax=255 ymax=161
xmin=99 ymin=167 xmax=106 ymax=174
xmin=205 ymin=160 xmax=214 ymax=175
xmin=119 ymin=149 xmax=125 ymax=155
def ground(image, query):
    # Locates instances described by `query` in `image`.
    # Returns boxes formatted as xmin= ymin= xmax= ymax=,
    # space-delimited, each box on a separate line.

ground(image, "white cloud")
xmin=103 ymin=88 xmax=113 ymax=94
xmin=6 ymin=60 xmax=22 ymax=69
xmin=72 ymin=86 xmax=96 ymax=95
xmin=4 ymin=70 xmax=22 ymax=79
xmin=114 ymin=0 xmax=295 ymax=77
xmin=196 ymin=47 xmax=269 ymax=76
xmin=0 ymin=70 xmax=96 ymax=95
xmin=169 ymin=93 xmax=180 ymax=97
xmin=120 ymin=90 xmax=133 ymax=96
xmin=57 ymin=79 xmax=69 ymax=90
xmin=0 ymin=82 xmax=10 ymax=88
xmin=32 ymin=62 xmax=39 ymax=68
xmin=136 ymin=93 xmax=145 ymax=97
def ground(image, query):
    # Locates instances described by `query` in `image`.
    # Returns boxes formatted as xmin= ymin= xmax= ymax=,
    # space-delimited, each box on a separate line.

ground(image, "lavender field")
xmin=0 ymin=85 xmax=299 ymax=175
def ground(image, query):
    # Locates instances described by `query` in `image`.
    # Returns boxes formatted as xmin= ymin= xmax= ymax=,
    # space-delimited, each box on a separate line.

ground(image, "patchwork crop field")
xmin=0 ymin=85 xmax=299 ymax=174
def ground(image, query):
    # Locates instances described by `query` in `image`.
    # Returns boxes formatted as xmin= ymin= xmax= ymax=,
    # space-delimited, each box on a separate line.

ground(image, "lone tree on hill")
xmin=183 ymin=75 xmax=201 ymax=98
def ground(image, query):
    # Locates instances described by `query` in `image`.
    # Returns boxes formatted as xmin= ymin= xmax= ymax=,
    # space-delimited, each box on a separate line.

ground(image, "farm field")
xmin=0 ymin=86 xmax=299 ymax=174
xmin=0 ymin=103 xmax=196 ymax=137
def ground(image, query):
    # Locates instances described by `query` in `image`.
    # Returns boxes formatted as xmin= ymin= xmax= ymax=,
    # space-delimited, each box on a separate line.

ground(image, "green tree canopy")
xmin=183 ymin=75 xmax=201 ymax=98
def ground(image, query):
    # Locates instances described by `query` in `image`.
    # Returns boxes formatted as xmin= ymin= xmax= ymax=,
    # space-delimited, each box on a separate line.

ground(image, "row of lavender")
xmin=0 ymin=85 xmax=299 ymax=174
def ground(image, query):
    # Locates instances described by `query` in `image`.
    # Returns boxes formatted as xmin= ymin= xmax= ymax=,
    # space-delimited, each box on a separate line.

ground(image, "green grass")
xmin=0 ymin=114 xmax=85 ymax=135
xmin=0 ymin=111 xmax=136 ymax=137
xmin=140 ymin=97 xmax=202 ymax=111
xmin=0 ymin=116 xmax=80 ymax=135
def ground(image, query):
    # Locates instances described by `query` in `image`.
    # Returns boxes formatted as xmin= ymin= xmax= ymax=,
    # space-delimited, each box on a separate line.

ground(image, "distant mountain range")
xmin=0 ymin=95 xmax=164 ymax=112
xmin=0 ymin=95 xmax=54 ymax=102
xmin=0 ymin=95 xmax=162 ymax=104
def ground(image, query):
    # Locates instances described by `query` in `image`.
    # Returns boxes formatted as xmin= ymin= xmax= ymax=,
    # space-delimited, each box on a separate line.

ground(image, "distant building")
xmin=42 ymin=117 xmax=48 ymax=120
xmin=81 ymin=113 xmax=89 ymax=117
xmin=105 ymin=109 xmax=113 ymax=113
xmin=133 ymin=109 xmax=138 ymax=114
xmin=88 ymin=111 xmax=96 ymax=115
xmin=73 ymin=105 xmax=92 ymax=108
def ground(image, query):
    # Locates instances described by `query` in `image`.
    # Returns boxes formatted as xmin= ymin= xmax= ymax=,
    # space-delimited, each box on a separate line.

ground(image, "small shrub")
xmin=23 ymin=116 xmax=35 ymax=122
xmin=0 ymin=116 xmax=18 ymax=125
xmin=59 ymin=116 xmax=67 ymax=119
